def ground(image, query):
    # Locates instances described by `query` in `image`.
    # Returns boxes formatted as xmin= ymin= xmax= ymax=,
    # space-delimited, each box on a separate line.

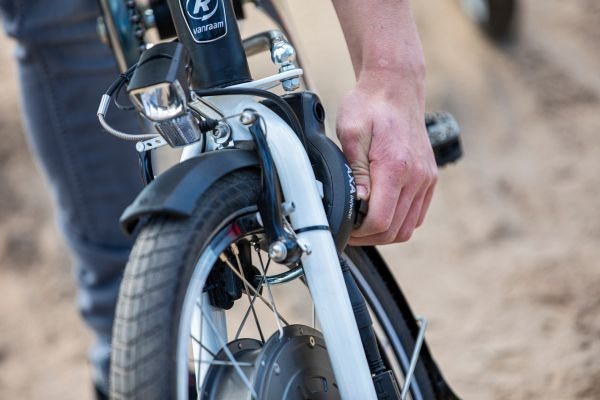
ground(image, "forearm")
xmin=331 ymin=0 xmax=425 ymax=87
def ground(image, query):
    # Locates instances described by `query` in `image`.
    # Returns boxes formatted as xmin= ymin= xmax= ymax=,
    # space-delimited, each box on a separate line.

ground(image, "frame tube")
xmin=165 ymin=0 xmax=251 ymax=88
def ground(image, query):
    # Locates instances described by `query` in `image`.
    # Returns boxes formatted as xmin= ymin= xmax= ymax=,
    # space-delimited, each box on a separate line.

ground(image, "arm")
xmin=331 ymin=0 xmax=437 ymax=245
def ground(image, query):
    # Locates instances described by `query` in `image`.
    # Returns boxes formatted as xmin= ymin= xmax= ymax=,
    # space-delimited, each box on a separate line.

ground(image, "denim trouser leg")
xmin=0 ymin=0 xmax=143 ymax=392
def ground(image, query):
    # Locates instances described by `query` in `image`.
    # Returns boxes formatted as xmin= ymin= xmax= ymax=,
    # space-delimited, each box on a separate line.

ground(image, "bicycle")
xmin=96 ymin=1 xmax=463 ymax=399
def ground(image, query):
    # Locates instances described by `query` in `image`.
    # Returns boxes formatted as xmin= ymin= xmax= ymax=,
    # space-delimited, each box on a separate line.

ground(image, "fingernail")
xmin=357 ymin=185 xmax=368 ymax=200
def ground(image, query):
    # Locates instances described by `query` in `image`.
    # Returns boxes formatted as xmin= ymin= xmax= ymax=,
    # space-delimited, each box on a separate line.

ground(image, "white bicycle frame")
xmin=174 ymin=71 xmax=378 ymax=399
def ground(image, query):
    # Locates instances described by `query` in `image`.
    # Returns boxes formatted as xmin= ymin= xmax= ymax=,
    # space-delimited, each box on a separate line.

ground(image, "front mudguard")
xmin=120 ymin=149 xmax=259 ymax=234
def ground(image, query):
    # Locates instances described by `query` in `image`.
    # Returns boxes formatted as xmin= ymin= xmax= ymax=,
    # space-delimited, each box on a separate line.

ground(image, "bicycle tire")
xmin=109 ymin=169 xmax=437 ymax=399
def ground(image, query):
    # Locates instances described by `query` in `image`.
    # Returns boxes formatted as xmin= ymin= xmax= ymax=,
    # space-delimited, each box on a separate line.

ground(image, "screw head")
xmin=268 ymin=241 xmax=287 ymax=262
xmin=273 ymin=362 xmax=281 ymax=375
xmin=308 ymin=336 xmax=316 ymax=348
xmin=212 ymin=123 xmax=231 ymax=144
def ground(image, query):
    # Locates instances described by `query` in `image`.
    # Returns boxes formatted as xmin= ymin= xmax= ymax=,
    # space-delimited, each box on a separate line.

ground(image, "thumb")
xmin=351 ymin=158 xmax=371 ymax=201
xmin=338 ymin=127 xmax=372 ymax=201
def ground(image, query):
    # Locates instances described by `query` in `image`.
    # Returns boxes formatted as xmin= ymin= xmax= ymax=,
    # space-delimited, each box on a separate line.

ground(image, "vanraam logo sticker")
xmin=180 ymin=0 xmax=227 ymax=43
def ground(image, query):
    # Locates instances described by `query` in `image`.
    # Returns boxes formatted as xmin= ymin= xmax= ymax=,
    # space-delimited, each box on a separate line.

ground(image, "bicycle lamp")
xmin=128 ymin=42 xmax=201 ymax=147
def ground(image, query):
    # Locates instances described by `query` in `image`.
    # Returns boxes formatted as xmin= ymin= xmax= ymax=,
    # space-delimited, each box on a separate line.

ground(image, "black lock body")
xmin=265 ymin=92 xmax=358 ymax=252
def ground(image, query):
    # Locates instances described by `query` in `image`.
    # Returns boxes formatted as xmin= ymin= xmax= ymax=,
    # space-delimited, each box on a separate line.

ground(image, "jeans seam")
xmin=33 ymin=45 xmax=98 ymax=241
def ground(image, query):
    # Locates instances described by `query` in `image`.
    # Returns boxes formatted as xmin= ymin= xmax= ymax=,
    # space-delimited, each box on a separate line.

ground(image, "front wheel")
xmin=110 ymin=169 xmax=437 ymax=399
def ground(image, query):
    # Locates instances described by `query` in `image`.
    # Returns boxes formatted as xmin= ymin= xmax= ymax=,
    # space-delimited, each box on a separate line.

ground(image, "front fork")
xmin=182 ymin=98 xmax=378 ymax=399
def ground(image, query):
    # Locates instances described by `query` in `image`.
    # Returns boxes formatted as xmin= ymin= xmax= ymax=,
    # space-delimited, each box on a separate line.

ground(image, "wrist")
xmin=355 ymin=61 xmax=426 ymax=103
xmin=354 ymin=38 xmax=427 ymax=97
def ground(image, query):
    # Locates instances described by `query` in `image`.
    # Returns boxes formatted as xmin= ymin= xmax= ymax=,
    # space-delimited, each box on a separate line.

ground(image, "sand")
xmin=0 ymin=0 xmax=599 ymax=398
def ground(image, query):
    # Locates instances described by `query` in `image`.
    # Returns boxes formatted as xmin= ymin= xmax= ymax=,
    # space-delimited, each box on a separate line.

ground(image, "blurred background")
xmin=0 ymin=0 xmax=599 ymax=399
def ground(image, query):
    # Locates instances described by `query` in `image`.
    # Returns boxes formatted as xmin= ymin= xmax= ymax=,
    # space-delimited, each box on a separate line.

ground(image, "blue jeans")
xmin=0 ymin=0 xmax=143 ymax=392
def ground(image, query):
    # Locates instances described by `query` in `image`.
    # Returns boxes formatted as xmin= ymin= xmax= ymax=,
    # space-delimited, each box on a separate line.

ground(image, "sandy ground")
xmin=1 ymin=0 xmax=599 ymax=399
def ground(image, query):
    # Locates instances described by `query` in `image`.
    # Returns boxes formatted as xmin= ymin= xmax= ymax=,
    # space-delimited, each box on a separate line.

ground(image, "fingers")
xmin=349 ymin=187 xmax=414 ymax=246
xmin=395 ymin=185 xmax=426 ymax=242
xmin=416 ymin=183 xmax=435 ymax=228
xmin=349 ymin=183 xmax=422 ymax=246
xmin=351 ymin=156 xmax=405 ymax=239
xmin=349 ymin=160 xmax=435 ymax=246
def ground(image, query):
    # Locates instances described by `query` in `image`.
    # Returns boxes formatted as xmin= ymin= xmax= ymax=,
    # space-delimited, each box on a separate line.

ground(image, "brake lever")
xmin=353 ymin=199 xmax=369 ymax=229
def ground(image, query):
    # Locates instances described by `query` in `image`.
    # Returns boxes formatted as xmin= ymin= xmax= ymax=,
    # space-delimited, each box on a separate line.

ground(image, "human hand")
xmin=337 ymin=69 xmax=437 ymax=245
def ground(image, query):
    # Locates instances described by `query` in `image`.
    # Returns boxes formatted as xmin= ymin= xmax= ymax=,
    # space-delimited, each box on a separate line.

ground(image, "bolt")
xmin=271 ymin=41 xmax=296 ymax=65
xmin=212 ymin=122 xmax=231 ymax=144
xmin=268 ymin=241 xmax=287 ymax=262
xmin=273 ymin=362 xmax=281 ymax=375
xmin=279 ymin=63 xmax=300 ymax=92
xmin=240 ymin=109 xmax=257 ymax=125
xmin=308 ymin=336 xmax=316 ymax=348
xmin=282 ymin=77 xmax=300 ymax=92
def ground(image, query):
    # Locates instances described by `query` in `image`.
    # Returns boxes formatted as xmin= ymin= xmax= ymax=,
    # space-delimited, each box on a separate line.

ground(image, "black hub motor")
xmin=202 ymin=325 xmax=340 ymax=400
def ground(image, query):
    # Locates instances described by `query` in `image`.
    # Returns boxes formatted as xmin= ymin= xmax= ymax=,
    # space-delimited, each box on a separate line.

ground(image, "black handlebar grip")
xmin=425 ymin=112 xmax=463 ymax=167
xmin=352 ymin=112 xmax=462 ymax=229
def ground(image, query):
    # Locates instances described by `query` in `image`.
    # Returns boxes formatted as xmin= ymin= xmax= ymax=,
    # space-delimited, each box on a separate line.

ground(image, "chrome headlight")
xmin=127 ymin=42 xmax=201 ymax=147
xmin=130 ymin=81 xmax=187 ymax=122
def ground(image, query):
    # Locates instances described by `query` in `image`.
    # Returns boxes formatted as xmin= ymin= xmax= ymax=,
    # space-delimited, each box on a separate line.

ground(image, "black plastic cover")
xmin=127 ymin=41 xmax=189 ymax=92
xmin=279 ymin=92 xmax=357 ymax=252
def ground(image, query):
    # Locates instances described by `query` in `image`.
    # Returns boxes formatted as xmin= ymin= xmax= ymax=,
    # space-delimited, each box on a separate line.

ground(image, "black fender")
xmin=120 ymin=149 xmax=259 ymax=234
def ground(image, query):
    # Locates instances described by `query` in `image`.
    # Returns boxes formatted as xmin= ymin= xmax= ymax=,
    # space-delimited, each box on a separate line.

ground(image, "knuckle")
xmin=412 ymin=163 xmax=428 ymax=181
xmin=417 ymin=162 xmax=438 ymax=185
xmin=390 ymin=154 xmax=410 ymax=172
xmin=351 ymin=161 xmax=370 ymax=175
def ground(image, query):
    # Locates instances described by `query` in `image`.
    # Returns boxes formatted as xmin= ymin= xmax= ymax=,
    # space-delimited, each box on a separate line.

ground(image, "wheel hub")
xmin=202 ymin=324 xmax=340 ymax=400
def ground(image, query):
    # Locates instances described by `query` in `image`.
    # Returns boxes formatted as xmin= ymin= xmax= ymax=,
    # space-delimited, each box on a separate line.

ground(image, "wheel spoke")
xmin=219 ymin=253 xmax=289 ymax=325
xmin=189 ymin=359 xmax=254 ymax=367
xmin=190 ymin=333 xmax=216 ymax=358
xmin=235 ymin=257 xmax=271 ymax=340
xmin=256 ymin=247 xmax=284 ymax=339
xmin=230 ymin=244 xmax=265 ymax=343
xmin=196 ymin=299 xmax=258 ymax=399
